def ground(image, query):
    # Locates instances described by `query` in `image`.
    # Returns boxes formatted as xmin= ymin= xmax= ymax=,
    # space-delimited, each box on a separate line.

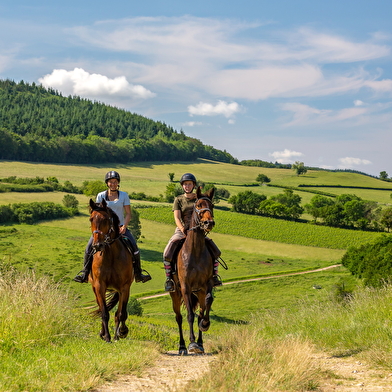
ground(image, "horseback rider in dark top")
xmin=163 ymin=173 xmax=222 ymax=292
xmin=73 ymin=170 xmax=151 ymax=284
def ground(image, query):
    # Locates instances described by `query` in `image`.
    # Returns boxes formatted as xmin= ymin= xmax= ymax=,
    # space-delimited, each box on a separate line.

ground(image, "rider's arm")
xmin=120 ymin=204 xmax=131 ymax=234
xmin=174 ymin=210 xmax=186 ymax=234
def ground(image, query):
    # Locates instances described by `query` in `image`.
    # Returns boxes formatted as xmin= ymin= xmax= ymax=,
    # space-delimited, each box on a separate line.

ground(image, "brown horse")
xmin=170 ymin=187 xmax=216 ymax=355
xmin=88 ymin=199 xmax=134 ymax=342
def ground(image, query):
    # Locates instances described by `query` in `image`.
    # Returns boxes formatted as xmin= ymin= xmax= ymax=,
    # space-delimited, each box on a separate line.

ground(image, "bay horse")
xmin=171 ymin=187 xmax=216 ymax=355
xmin=88 ymin=198 xmax=134 ymax=342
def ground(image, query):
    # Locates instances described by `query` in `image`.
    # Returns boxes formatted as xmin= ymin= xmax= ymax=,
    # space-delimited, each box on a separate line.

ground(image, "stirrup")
xmin=73 ymin=271 xmax=88 ymax=283
xmin=165 ymin=278 xmax=175 ymax=292
xmin=135 ymin=269 xmax=152 ymax=283
xmin=212 ymin=274 xmax=222 ymax=287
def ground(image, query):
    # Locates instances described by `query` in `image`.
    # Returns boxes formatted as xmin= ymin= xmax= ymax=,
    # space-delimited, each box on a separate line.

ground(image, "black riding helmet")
xmin=105 ymin=170 xmax=121 ymax=184
xmin=180 ymin=173 xmax=197 ymax=185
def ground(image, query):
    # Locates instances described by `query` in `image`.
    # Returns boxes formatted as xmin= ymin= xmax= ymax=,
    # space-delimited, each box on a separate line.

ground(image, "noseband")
xmin=188 ymin=197 xmax=214 ymax=233
xmin=92 ymin=212 xmax=119 ymax=249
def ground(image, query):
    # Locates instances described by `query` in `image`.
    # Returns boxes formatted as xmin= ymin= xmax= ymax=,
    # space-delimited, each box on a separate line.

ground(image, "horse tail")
xmin=105 ymin=290 xmax=120 ymax=311
xmin=91 ymin=290 xmax=120 ymax=317
xmin=191 ymin=292 xmax=199 ymax=312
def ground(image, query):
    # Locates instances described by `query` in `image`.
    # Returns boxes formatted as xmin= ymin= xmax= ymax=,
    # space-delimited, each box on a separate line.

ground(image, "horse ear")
xmin=101 ymin=199 xmax=107 ymax=209
xmin=196 ymin=186 xmax=202 ymax=198
xmin=206 ymin=187 xmax=215 ymax=201
xmin=89 ymin=199 xmax=96 ymax=210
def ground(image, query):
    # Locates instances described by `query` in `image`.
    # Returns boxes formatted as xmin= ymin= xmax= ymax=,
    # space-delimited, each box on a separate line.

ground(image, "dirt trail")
xmin=94 ymin=350 xmax=392 ymax=392
xmin=95 ymin=266 xmax=392 ymax=391
xmin=92 ymin=351 xmax=215 ymax=392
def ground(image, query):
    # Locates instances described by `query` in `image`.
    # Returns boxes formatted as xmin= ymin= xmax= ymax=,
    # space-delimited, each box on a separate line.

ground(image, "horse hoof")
xmin=179 ymin=347 xmax=188 ymax=356
xmin=188 ymin=342 xmax=203 ymax=354
xmin=199 ymin=319 xmax=210 ymax=332
xmin=119 ymin=326 xmax=129 ymax=339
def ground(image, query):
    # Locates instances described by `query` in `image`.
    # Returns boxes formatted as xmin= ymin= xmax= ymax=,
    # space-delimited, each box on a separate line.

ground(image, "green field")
xmin=1 ymin=159 xmax=392 ymax=391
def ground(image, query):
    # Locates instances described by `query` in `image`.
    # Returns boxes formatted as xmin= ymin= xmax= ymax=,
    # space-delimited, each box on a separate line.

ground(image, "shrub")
xmin=342 ymin=235 xmax=392 ymax=287
xmin=127 ymin=297 xmax=143 ymax=316
xmin=62 ymin=194 xmax=79 ymax=208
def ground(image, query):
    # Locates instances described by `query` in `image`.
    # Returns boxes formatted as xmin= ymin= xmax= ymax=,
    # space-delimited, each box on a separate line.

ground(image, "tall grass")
xmin=186 ymin=284 xmax=392 ymax=391
xmin=0 ymin=265 xmax=159 ymax=391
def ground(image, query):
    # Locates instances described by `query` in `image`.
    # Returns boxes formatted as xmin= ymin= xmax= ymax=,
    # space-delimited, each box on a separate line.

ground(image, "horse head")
xmin=193 ymin=187 xmax=215 ymax=233
xmin=89 ymin=199 xmax=119 ymax=251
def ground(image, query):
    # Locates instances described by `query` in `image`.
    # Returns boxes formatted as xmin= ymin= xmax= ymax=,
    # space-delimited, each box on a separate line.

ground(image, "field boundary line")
xmin=139 ymin=264 xmax=342 ymax=300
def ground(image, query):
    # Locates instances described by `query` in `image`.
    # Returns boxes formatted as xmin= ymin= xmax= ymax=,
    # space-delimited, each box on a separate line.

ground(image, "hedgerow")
xmin=0 ymin=202 xmax=78 ymax=224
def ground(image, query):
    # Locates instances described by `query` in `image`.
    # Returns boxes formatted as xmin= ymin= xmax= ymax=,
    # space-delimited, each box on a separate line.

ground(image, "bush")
xmin=82 ymin=180 xmax=107 ymax=197
xmin=342 ymin=235 xmax=392 ymax=287
xmin=127 ymin=297 xmax=143 ymax=316
xmin=62 ymin=194 xmax=79 ymax=208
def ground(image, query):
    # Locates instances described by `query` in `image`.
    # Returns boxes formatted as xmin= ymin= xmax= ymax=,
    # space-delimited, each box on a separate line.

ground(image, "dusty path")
xmin=92 ymin=351 xmax=215 ymax=392
xmin=95 ymin=266 xmax=392 ymax=391
xmin=94 ymin=351 xmax=392 ymax=392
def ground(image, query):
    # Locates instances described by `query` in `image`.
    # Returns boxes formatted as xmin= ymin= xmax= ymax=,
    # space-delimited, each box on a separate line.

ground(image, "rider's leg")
xmin=205 ymin=238 xmax=223 ymax=287
xmin=213 ymin=259 xmax=222 ymax=287
xmin=163 ymin=229 xmax=185 ymax=292
xmin=124 ymin=230 xmax=151 ymax=283
xmin=73 ymin=237 xmax=94 ymax=283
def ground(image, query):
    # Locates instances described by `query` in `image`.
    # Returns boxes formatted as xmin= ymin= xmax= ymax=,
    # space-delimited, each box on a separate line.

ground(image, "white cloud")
xmin=281 ymin=102 xmax=369 ymax=127
xmin=188 ymin=100 xmax=242 ymax=118
xmin=339 ymin=157 xmax=372 ymax=168
xmin=66 ymin=17 xmax=391 ymax=101
xmin=181 ymin=121 xmax=202 ymax=127
xmin=269 ymin=149 xmax=304 ymax=164
xmin=354 ymin=100 xmax=364 ymax=106
xmin=293 ymin=28 xmax=390 ymax=63
xmin=38 ymin=68 xmax=155 ymax=100
xmin=364 ymin=79 xmax=392 ymax=93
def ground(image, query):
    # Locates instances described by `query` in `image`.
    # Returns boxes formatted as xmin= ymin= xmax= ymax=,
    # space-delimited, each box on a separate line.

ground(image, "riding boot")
xmin=73 ymin=252 xmax=93 ymax=283
xmin=133 ymin=251 xmax=152 ymax=283
xmin=164 ymin=260 xmax=175 ymax=292
xmin=213 ymin=260 xmax=222 ymax=287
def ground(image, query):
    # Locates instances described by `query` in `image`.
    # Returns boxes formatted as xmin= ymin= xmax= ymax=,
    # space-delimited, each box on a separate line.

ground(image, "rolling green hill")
xmin=2 ymin=159 xmax=392 ymax=391
xmin=0 ymin=80 xmax=236 ymax=164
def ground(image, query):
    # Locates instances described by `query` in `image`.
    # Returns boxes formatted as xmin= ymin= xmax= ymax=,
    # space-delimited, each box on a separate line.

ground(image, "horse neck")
xmin=186 ymin=218 xmax=205 ymax=250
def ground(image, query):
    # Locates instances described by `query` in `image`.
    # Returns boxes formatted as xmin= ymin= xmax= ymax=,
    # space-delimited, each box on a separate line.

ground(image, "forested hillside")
xmin=0 ymin=79 xmax=237 ymax=164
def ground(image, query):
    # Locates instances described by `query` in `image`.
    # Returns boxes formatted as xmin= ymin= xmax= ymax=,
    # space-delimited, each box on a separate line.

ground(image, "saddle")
xmin=120 ymin=236 xmax=136 ymax=255
xmin=165 ymin=237 xmax=221 ymax=273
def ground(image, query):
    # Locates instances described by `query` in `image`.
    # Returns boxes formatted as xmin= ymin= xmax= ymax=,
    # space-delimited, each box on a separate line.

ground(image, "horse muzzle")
xmin=92 ymin=242 xmax=105 ymax=252
xmin=202 ymin=220 xmax=215 ymax=232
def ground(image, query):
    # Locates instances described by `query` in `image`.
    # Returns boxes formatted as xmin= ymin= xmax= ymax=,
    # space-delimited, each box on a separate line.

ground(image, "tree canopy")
xmin=0 ymin=79 xmax=237 ymax=164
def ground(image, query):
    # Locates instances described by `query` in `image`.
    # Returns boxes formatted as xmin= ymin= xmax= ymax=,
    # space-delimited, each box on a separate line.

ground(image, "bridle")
xmin=188 ymin=197 xmax=215 ymax=233
xmin=91 ymin=210 xmax=120 ymax=250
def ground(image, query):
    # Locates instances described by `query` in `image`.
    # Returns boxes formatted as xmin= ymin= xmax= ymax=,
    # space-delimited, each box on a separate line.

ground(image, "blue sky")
xmin=1 ymin=1 xmax=391 ymax=177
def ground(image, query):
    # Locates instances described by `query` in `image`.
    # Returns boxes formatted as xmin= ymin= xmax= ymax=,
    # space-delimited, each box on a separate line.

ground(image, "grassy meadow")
xmin=1 ymin=159 xmax=392 ymax=391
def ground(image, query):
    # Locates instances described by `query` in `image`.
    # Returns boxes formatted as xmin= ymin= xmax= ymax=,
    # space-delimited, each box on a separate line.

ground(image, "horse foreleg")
xmin=196 ymin=314 xmax=204 ymax=353
xmin=199 ymin=291 xmax=213 ymax=332
xmin=93 ymin=284 xmax=111 ymax=342
xmin=171 ymin=292 xmax=187 ymax=355
xmin=114 ymin=289 xmax=130 ymax=340
xmin=183 ymin=293 xmax=202 ymax=354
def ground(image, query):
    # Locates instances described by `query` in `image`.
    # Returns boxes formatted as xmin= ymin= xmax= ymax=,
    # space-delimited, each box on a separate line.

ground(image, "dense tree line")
xmin=228 ymin=189 xmax=392 ymax=230
xmin=0 ymin=79 xmax=237 ymax=164
xmin=228 ymin=189 xmax=303 ymax=220
xmin=304 ymin=193 xmax=391 ymax=231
